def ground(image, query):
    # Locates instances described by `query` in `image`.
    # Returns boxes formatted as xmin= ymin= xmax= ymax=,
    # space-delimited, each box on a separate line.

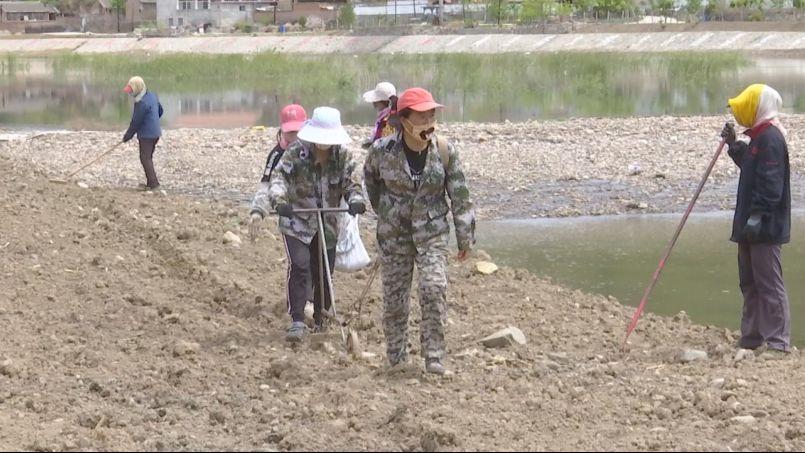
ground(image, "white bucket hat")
xmin=362 ymin=82 xmax=396 ymax=103
xmin=297 ymin=107 xmax=353 ymax=146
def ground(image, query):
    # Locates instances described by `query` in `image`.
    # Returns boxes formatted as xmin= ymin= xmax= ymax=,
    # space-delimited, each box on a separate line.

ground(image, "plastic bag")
xmin=335 ymin=207 xmax=371 ymax=273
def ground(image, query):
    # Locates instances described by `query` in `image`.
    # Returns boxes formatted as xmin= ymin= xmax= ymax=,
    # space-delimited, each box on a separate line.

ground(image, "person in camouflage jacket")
xmin=364 ymin=88 xmax=476 ymax=375
xmin=250 ymin=107 xmax=366 ymax=342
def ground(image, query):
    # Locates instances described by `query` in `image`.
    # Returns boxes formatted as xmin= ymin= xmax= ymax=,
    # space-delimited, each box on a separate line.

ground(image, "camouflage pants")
xmin=380 ymin=240 xmax=448 ymax=364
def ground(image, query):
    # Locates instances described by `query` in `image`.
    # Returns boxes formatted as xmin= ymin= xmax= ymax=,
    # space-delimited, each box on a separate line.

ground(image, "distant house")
xmin=0 ymin=1 xmax=59 ymax=23
xmin=156 ymin=0 xmax=264 ymax=31
xmin=126 ymin=0 xmax=157 ymax=23
xmin=87 ymin=0 xmax=115 ymax=17
xmin=156 ymin=0 xmax=343 ymax=31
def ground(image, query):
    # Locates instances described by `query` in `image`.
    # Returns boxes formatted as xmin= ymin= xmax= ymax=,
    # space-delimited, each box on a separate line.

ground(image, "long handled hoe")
xmin=49 ymin=141 xmax=123 ymax=184
xmin=623 ymin=137 xmax=728 ymax=350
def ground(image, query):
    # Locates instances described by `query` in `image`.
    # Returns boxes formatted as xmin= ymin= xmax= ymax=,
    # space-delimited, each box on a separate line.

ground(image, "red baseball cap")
xmin=396 ymin=88 xmax=444 ymax=113
xmin=280 ymin=104 xmax=307 ymax=133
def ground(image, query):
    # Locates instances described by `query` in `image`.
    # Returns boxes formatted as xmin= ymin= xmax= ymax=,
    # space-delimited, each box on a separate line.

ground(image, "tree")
xmin=519 ymin=0 xmax=550 ymax=23
xmin=745 ymin=0 xmax=764 ymax=19
xmin=687 ymin=0 xmax=703 ymax=19
xmin=110 ymin=0 xmax=125 ymax=32
xmin=338 ymin=2 xmax=356 ymax=29
xmin=794 ymin=0 xmax=804 ymax=18
xmin=655 ymin=0 xmax=675 ymax=21
xmin=746 ymin=0 xmax=764 ymax=13
xmin=574 ymin=0 xmax=596 ymax=18
xmin=595 ymin=0 xmax=629 ymax=18
xmin=487 ymin=0 xmax=509 ymax=24
xmin=731 ymin=0 xmax=748 ymax=20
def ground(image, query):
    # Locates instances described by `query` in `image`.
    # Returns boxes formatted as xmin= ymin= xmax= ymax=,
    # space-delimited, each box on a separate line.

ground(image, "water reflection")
xmin=2 ymin=53 xmax=805 ymax=129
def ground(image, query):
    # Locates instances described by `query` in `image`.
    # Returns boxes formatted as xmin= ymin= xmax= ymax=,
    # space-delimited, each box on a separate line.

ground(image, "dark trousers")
xmin=283 ymin=234 xmax=335 ymax=324
xmin=737 ymin=241 xmax=791 ymax=351
xmin=138 ymin=138 xmax=160 ymax=188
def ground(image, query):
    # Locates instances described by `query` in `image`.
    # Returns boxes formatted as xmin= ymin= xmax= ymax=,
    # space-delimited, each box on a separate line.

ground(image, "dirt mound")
xmin=2 ymin=154 xmax=805 ymax=451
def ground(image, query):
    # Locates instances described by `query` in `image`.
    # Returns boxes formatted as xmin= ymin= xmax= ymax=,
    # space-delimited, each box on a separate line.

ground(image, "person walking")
xmin=361 ymin=81 xmax=397 ymax=148
xmin=250 ymin=107 xmax=366 ymax=342
xmin=364 ymin=88 xmax=476 ymax=374
xmin=260 ymin=104 xmax=306 ymax=184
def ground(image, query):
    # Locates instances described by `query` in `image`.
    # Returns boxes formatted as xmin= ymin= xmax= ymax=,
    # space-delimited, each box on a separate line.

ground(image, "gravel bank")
xmin=3 ymin=114 xmax=804 ymax=219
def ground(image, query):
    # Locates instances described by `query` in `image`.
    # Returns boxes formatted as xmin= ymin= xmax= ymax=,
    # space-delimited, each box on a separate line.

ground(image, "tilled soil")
xmin=2 ymin=137 xmax=805 ymax=451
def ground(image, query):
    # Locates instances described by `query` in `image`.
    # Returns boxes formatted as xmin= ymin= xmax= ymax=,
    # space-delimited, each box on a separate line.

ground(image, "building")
xmin=156 ymin=0 xmax=347 ymax=31
xmin=0 ymin=1 xmax=61 ymax=32
xmin=0 ymin=1 xmax=59 ymax=23
xmin=87 ymin=0 xmax=115 ymax=17
xmin=126 ymin=0 xmax=157 ymax=23
xmin=156 ymin=0 xmax=277 ymax=31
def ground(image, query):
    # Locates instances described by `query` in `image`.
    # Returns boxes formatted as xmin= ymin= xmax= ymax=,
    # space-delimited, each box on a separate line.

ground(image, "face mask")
xmin=401 ymin=117 xmax=436 ymax=148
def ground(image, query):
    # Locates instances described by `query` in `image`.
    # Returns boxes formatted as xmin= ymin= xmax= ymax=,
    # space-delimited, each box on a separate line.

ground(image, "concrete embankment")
xmin=1 ymin=31 xmax=804 ymax=54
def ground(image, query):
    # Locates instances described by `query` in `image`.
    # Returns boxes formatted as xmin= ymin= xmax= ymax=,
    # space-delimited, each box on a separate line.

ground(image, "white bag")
xmin=335 ymin=207 xmax=371 ymax=273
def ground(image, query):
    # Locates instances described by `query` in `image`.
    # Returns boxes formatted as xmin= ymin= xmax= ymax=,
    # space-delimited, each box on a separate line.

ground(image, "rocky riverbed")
xmin=3 ymin=114 xmax=804 ymax=219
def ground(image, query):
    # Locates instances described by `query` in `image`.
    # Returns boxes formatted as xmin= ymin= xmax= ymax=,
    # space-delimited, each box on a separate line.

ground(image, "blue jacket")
xmin=123 ymin=91 xmax=163 ymax=142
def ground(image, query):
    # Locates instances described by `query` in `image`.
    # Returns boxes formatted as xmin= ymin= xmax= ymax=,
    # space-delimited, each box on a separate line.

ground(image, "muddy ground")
xmin=2 ymin=120 xmax=805 ymax=451
xmin=4 ymin=114 xmax=805 ymax=221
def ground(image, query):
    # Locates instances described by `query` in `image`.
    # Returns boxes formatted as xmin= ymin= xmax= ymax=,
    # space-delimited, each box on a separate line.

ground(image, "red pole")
xmin=623 ymin=139 xmax=727 ymax=349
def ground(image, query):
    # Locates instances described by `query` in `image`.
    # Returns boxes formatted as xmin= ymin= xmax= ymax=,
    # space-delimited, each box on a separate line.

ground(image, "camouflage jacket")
xmin=251 ymin=141 xmax=365 ymax=248
xmin=364 ymin=133 xmax=476 ymax=255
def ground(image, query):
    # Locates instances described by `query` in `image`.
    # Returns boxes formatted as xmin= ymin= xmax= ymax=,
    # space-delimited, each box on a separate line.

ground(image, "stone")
xmin=0 ymin=359 xmax=20 ymax=377
xmin=474 ymin=261 xmax=499 ymax=275
xmin=731 ymin=415 xmax=756 ymax=425
xmin=734 ymin=349 xmax=755 ymax=362
xmin=479 ymin=326 xmax=527 ymax=348
xmin=710 ymin=378 xmax=725 ymax=389
xmin=173 ymin=340 xmax=200 ymax=357
xmin=209 ymin=410 xmax=226 ymax=425
xmin=678 ymin=349 xmax=708 ymax=363
xmin=223 ymin=231 xmax=241 ymax=247
xmin=77 ymin=182 xmax=89 ymax=189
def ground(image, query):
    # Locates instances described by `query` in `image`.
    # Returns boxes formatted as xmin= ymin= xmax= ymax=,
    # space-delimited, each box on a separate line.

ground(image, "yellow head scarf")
xmin=727 ymin=83 xmax=784 ymax=133
xmin=727 ymin=84 xmax=764 ymax=128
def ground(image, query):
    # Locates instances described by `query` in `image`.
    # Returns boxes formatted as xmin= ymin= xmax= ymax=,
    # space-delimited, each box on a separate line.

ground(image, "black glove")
xmin=348 ymin=202 xmax=366 ymax=216
xmin=721 ymin=122 xmax=736 ymax=146
xmin=743 ymin=213 xmax=763 ymax=242
xmin=276 ymin=203 xmax=294 ymax=217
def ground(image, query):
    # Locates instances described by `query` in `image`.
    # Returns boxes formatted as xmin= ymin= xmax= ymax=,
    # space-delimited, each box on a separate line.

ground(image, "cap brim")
xmin=407 ymin=101 xmax=444 ymax=112
xmin=362 ymin=90 xmax=386 ymax=103
xmin=297 ymin=125 xmax=353 ymax=146
xmin=281 ymin=121 xmax=305 ymax=133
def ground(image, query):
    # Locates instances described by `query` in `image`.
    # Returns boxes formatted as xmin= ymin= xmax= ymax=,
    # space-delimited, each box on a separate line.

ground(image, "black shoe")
xmin=313 ymin=319 xmax=328 ymax=333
